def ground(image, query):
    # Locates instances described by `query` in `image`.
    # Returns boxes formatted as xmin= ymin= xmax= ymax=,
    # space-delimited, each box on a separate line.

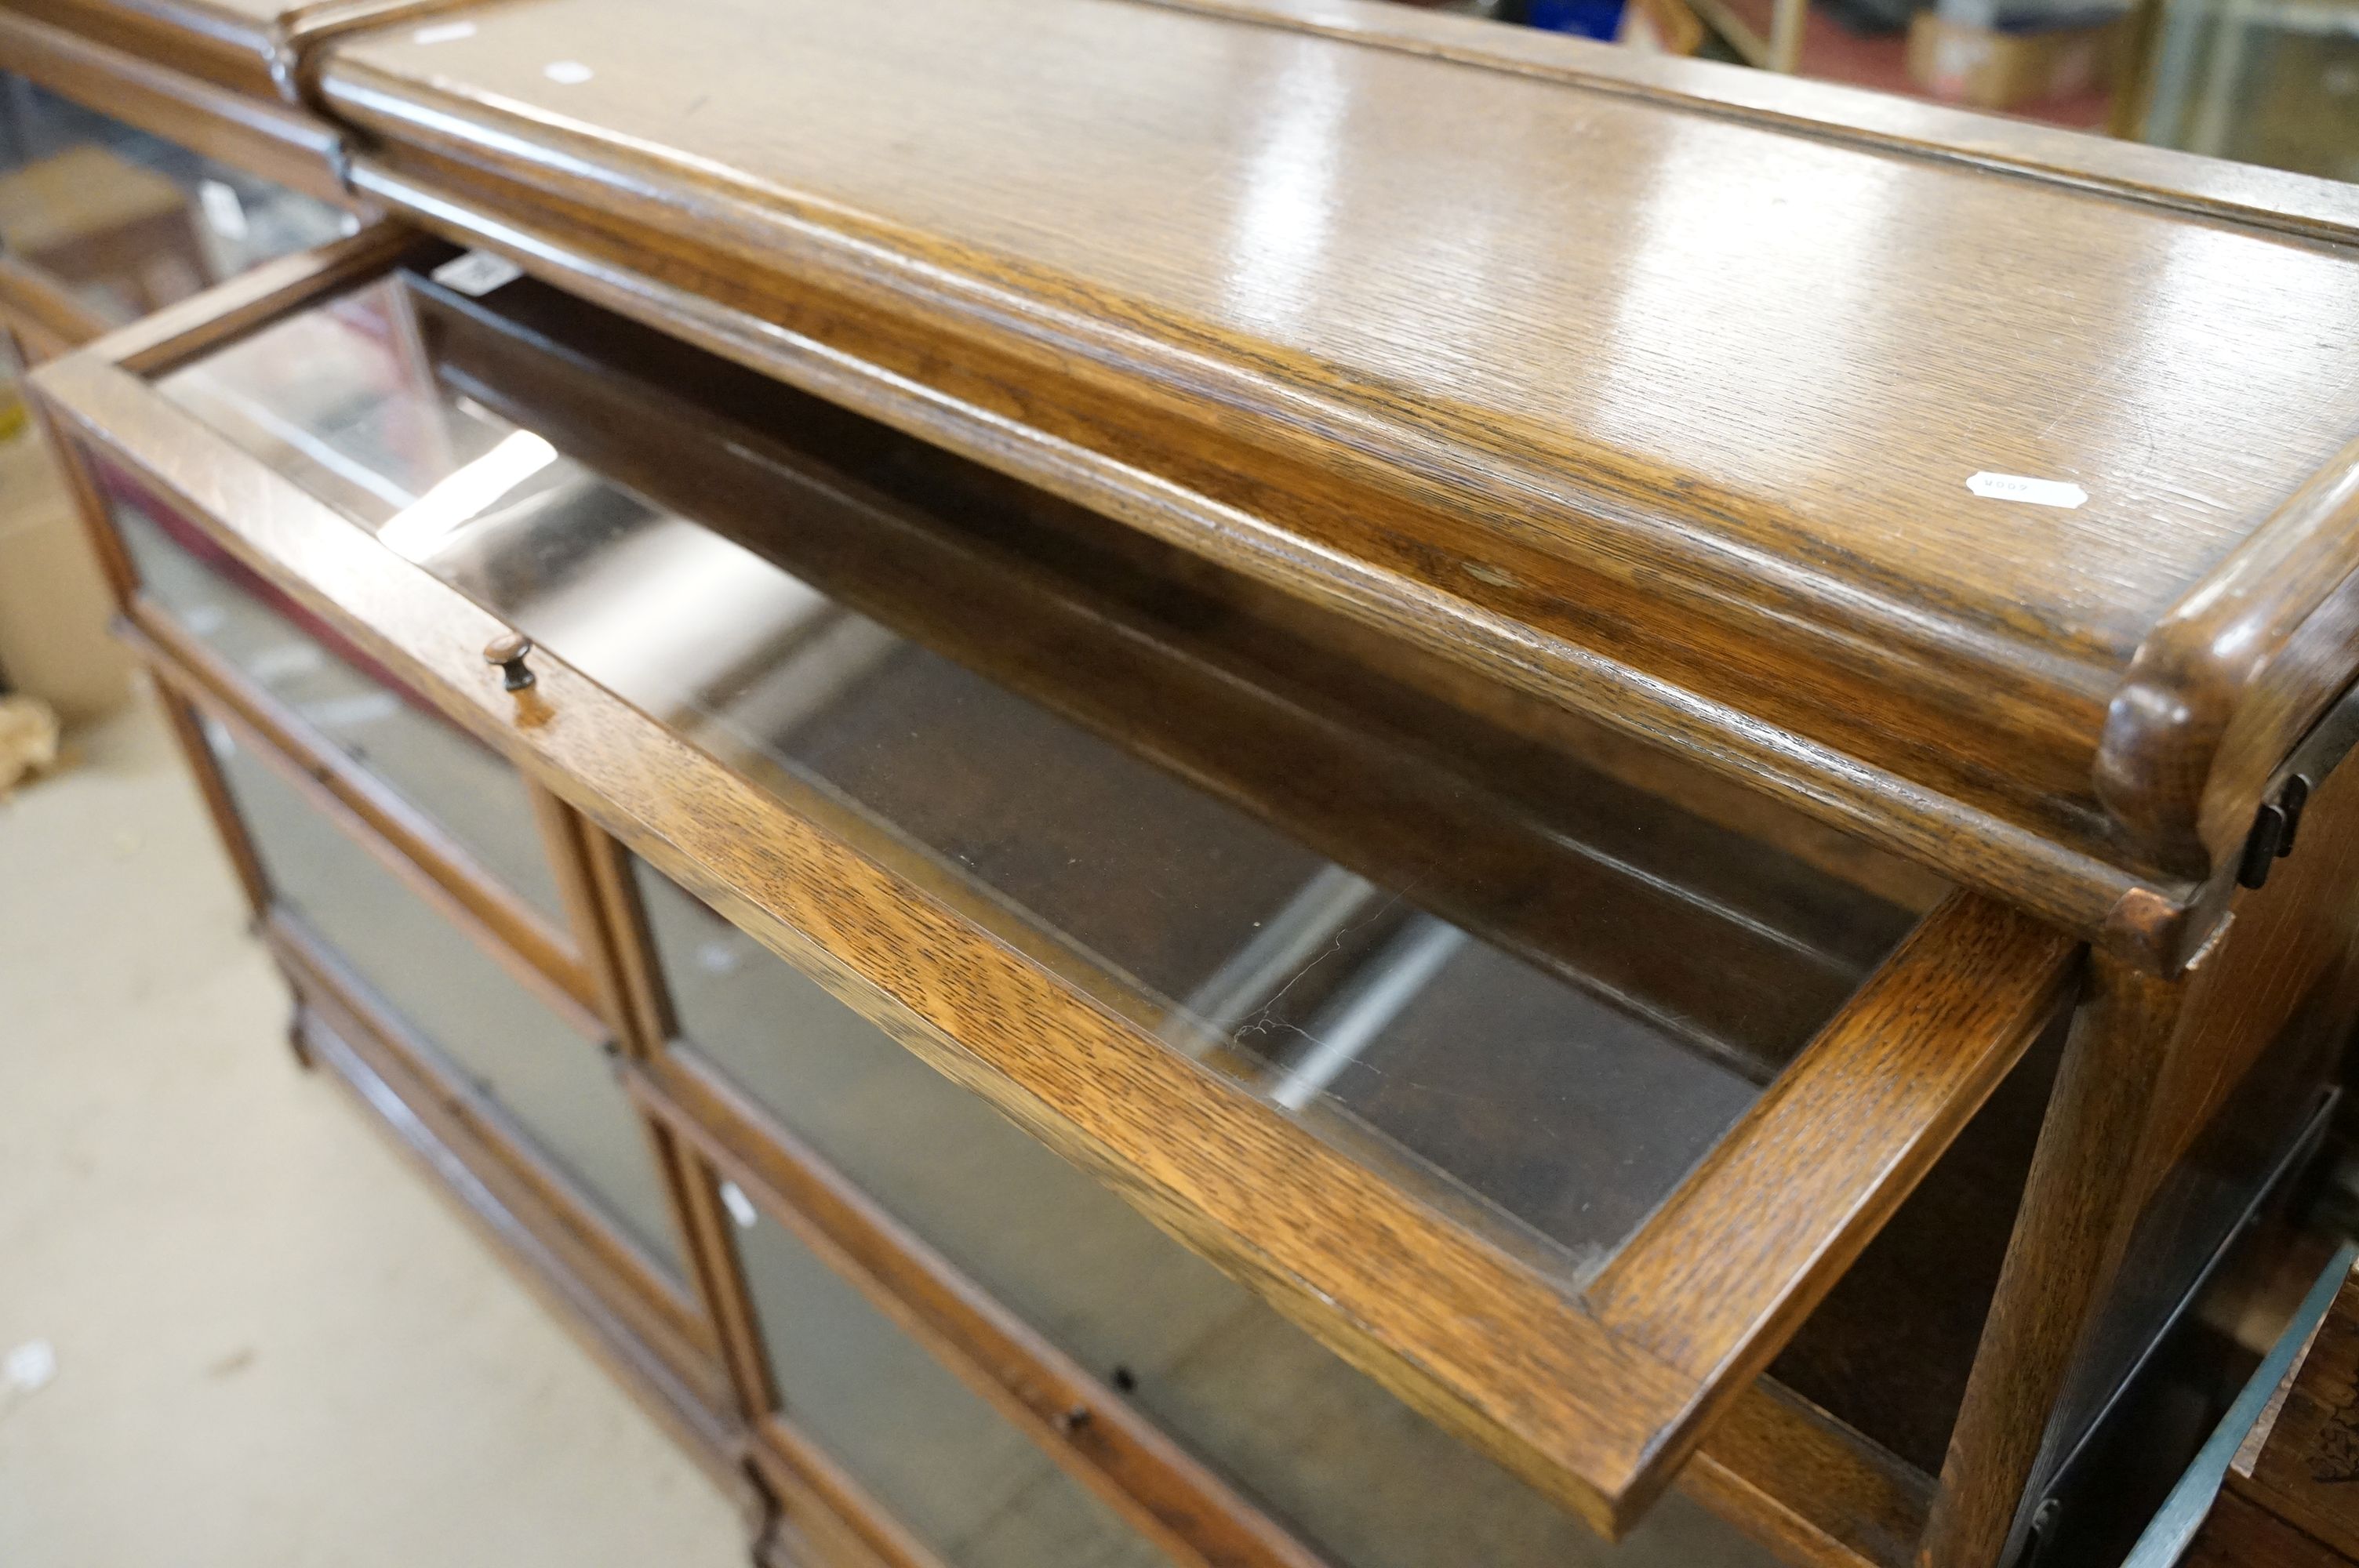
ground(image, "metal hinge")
xmin=2237 ymin=680 xmax=2359 ymax=890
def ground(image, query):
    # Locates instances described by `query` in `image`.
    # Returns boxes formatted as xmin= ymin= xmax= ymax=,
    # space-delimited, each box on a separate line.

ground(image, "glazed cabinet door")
xmin=45 ymin=235 xmax=736 ymax=1447
xmin=0 ymin=65 xmax=349 ymax=358
xmin=198 ymin=710 xmax=682 ymax=1275
xmin=31 ymin=234 xmax=2075 ymax=1552
xmin=628 ymin=855 xmax=1800 ymax=1568
xmin=152 ymin=673 xmax=732 ymax=1434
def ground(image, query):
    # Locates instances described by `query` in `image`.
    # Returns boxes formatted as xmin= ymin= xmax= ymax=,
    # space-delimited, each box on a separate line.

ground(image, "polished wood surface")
xmin=318 ymin=0 xmax=2359 ymax=939
xmin=96 ymin=221 xmax=427 ymax=376
xmin=404 ymin=269 xmax=1924 ymax=1083
xmin=1133 ymin=0 xmax=2359 ymax=241
xmin=2 ymin=0 xmax=489 ymax=101
xmin=1925 ymin=750 xmax=2359 ymax=1567
xmin=42 ymin=326 xmax=1688 ymax=1531
xmin=1684 ymin=1383 xmax=1933 ymax=1568
xmin=8 ymin=0 xmax=291 ymax=100
xmin=33 ymin=299 xmax=2077 ymax=1533
xmin=636 ymin=1054 xmax=1329 ymax=1568
xmin=1587 ymin=894 xmax=2074 ymax=1479
xmin=48 ymin=198 xmax=2359 ymax=1564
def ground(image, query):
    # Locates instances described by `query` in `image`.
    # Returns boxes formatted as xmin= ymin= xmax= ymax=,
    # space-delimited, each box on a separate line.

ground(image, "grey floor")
xmin=0 ymin=697 xmax=747 ymax=1567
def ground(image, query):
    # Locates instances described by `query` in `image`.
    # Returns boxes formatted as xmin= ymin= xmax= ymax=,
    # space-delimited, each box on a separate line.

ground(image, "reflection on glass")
xmin=207 ymin=721 xmax=683 ymax=1276
xmin=646 ymin=862 xmax=1776 ymax=1568
xmin=112 ymin=492 xmax=571 ymax=924
xmin=737 ymin=1210 xmax=1170 ymax=1568
xmin=157 ymin=270 xmax=1931 ymax=1286
xmin=0 ymin=74 xmax=345 ymax=326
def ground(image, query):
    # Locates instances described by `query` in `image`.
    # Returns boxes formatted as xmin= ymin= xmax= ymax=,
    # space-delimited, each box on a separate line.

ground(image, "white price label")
xmin=197 ymin=180 xmax=248 ymax=241
xmin=718 ymin=1181 xmax=759 ymax=1230
xmin=431 ymin=249 xmax=525 ymax=297
xmin=1966 ymin=471 xmax=2088 ymax=510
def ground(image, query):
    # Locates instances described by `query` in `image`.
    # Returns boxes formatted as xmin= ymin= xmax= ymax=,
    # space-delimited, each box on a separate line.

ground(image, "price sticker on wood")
xmin=1966 ymin=471 xmax=2088 ymax=509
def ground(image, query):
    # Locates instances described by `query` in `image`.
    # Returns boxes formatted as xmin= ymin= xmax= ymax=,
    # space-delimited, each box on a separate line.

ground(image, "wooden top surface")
xmin=11 ymin=0 xmax=451 ymax=35
xmin=317 ymin=0 xmax=2359 ymax=942
xmin=0 ymin=0 xmax=479 ymax=95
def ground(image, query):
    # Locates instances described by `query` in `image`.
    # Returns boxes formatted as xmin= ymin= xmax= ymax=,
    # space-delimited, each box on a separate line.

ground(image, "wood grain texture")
xmin=36 ymin=346 xmax=1679 ymax=1531
xmin=6 ymin=0 xmax=287 ymax=97
xmin=523 ymin=786 xmax=772 ymax=1470
xmin=2098 ymin=430 xmax=2359 ymax=878
xmin=272 ymin=906 xmax=729 ymax=1406
xmin=94 ymin=220 xmax=431 ymax=377
xmin=342 ymin=154 xmax=2168 ymax=966
xmin=128 ymin=606 xmax=598 ymax=1009
xmin=315 ymin=0 xmax=2359 ymax=913
xmin=2128 ymin=733 xmax=2359 ymax=1205
xmin=637 ymin=1051 xmax=1332 ymax=1568
xmin=139 ymin=628 xmax=609 ymax=1037
xmin=526 ymin=781 xmax=633 ymax=1031
xmin=1765 ymin=1004 xmax=2066 ymax=1479
xmin=27 ymin=338 xmax=2045 ymax=1534
xmin=1924 ymin=753 xmax=2359 ymax=1568
xmin=1917 ymin=953 xmax=2173 ymax=1568
xmin=1589 ymin=895 xmax=2074 ymax=1474
xmin=409 ymin=270 xmax=1916 ymax=1080
xmin=643 ymin=1011 xmax=1933 ymax=1568
xmin=1683 ymin=1384 xmax=1933 ymax=1568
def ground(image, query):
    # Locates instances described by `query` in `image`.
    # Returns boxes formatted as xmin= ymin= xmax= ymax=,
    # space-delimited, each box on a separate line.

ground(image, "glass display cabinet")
xmin=27 ymin=1 xmax=2359 ymax=1566
xmin=0 ymin=0 xmax=474 ymax=358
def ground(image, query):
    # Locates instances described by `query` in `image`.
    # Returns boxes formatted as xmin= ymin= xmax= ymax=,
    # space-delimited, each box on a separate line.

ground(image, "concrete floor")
xmin=0 ymin=694 xmax=747 ymax=1566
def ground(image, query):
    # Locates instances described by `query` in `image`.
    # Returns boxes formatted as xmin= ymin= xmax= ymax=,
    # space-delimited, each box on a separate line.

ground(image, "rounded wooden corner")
xmin=2095 ymin=437 xmax=2359 ymax=888
xmin=2094 ymin=650 xmax=2229 ymax=883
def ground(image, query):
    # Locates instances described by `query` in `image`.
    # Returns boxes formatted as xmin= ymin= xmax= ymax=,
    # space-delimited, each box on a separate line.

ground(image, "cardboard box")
xmin=1906 ymin=11 xmax=2122 ymax=109
xmin=0 ymin=426 xmax=133 ymax=724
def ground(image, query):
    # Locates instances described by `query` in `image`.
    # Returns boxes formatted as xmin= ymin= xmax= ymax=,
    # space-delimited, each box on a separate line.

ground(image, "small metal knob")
xmin=483 ymin=633 xmax=536 ymax=692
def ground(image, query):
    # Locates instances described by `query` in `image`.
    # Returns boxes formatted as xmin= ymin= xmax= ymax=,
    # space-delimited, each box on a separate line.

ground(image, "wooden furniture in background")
xmin=0 ymin=0 xmax=495 ymax=360
xmin=0 ymin=0 xmax=484 ymax=201
xmin=0 ymin=144 xmax=207 ymax=320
